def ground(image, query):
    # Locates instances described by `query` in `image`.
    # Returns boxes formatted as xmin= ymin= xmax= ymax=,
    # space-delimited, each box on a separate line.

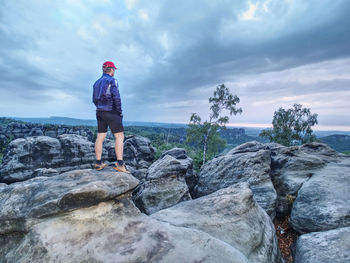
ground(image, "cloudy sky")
xmin=1 ymin=0 xmax=350 ymax=130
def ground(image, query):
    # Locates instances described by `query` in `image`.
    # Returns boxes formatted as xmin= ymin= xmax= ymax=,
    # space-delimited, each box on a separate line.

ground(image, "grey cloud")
xmin=0 ymin=0 xmax=349 ymax=128
xmin=133 ymin=0 xmax=350 ymax=104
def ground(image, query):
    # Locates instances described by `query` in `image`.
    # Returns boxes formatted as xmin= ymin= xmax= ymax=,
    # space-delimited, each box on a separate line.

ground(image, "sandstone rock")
xmin=133 ymin=176 xmax=191 ymax=214
xmin=159 ymin=147 xmax=189 ymax=159
xmin=152 ymin=183 xmax=282 ymax=263
xmin=159 ymin=147 xmax=195 ymax=191
xmin=0 ymin=135 xmax=95 ymax=183
xmin=193 ymin=141 xmax=277 ymax=218
xmin=0 ymin=134 xmax=156 ymax=184
xmin=0 ymin=233 xmax=24 ymax=260
xmin=3 ymin=198 xmax=249 ymax=263
xmin=0 ymin=168 xmax=139 ymax=234
xmin=28 ymin=127 xmax=43 ymax=136
xmin=132 ymin=149 xmax=193 ymax=214
xmin=102 ymin=135 xmax=156 ymax=180
xmin=115 ymin=135 xmax=156 ymax=180
xmin=44 ymin=129 xmax=57 ymax=137
xmin=32 ymin=168 xmax=59 ymax=178
xmin=147 ymin=154 xmax=190 ymax=180
xmin=293 ymin=226 xmax=350 ymax=263
xmin=270 ymin=144 xmax=326 ymax=217
xmin=290 ymin=157 xmax=350 ymax=233
xmin=123 ymin=135 xmax=156 ymax=166
xmin=270 ymin=142 xmax=348 ymax=217
xmin=227 ymin=140 xmax=278 ymax=154
xmin=2 ymin=182 xmax=282 ymax=263
xmin=0 ymin=122 xmax=94 ymax=145
xmin=299 ymin=142 xmax=346 ymax=162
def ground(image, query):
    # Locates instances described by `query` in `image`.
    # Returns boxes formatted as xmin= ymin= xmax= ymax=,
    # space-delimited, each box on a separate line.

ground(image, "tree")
xmin=259 ymin=103 xmax=318 ymax=146
xmin=185 ymin=84 xmax=242 ymax=166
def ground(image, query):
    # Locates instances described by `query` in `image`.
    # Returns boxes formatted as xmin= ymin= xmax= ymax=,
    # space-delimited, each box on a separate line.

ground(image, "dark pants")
xmin=96 ymin=111 xmax=124 ymax=133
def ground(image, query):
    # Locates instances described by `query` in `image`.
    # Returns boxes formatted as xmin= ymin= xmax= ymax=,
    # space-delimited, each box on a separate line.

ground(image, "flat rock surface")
xmin=3 ymin=197 xmax=250 ymax=263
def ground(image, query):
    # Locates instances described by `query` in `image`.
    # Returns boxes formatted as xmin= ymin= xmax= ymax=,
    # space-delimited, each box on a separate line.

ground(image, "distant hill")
xmin=11 ymin=116 xmax=188 ymax=129
xmin=5 ymin=116 xmax=350 ymax=153
xmin=248 ymin=127 xmax=350 ymax=137
xmin=11 ymin=116 xmax=97 ymax=127
xmin=319 ymin=135 xmax=350 ymax=153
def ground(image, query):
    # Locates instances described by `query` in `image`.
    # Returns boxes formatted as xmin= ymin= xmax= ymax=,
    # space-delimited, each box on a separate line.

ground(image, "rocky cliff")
xmin=191 ymin=140 xmax=350 ymax=262
xmin=0 ymin=134 xmax=155 ymax=184
xmin=0 ymin=170 xmax=282 ymax=262
xmin=0 ymin=136 xmax=349 ymax=262
xmin=0 ymin=122 xmax=94 ymax=147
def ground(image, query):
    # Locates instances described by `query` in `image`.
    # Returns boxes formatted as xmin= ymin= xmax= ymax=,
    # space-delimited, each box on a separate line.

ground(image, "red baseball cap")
xmin=102 ymin=61 xmax=117 ymax=69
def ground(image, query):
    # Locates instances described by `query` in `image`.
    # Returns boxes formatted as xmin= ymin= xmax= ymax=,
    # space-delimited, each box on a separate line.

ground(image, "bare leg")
xmin=95 ymin=132 xmax=107 ymax=161
xmin=114 ymin=132 xmax=124 ymax=160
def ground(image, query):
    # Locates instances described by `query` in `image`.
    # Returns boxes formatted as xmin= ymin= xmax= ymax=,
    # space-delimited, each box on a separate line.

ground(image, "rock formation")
xmin=118 ymin=135 xmax=156 ymax=179
xmin=1 ymin=134 xmax=349 ymax=262
xmin=0 ymin=122 xmax=94 ymax=144
xmin=152 ymin=183 xmax=282 ymax=263
xmin=192 ymin=141 xmax=278 ymax=218
xmin=0 ymin=134 xmax=156 ymax=184
xmin=0 ymin=168 xmax=282 ymax=262
xmin=293 ymin=227 xmax=350 ymax=263
xmin=0 ymin=168 xmax=139 ymax=235
xmin=189 ymin=140 xmax=350 ymax=262
xmin=270 ymin=142 xmax=345 ymax=217
xmin=132 ymin=148 xmax=193 ymax=214
xmin=0 ymin=135 xmax=95 ymax=183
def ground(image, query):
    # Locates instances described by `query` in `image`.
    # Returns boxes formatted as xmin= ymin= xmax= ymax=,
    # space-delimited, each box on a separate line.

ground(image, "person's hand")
xmin=120 ymin=113 xmax=123 ymax=118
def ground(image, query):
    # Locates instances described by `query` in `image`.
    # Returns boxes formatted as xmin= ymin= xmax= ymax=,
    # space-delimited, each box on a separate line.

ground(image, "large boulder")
xmin=192 ymin=141 xmax=277 ymax=218
xmin=3 ymin=198 xmax=249 ymax=263
xmin=132 ymin=148 xmax=193 ymax=214
xmin=159 ymin=147 xmax=195 ymax=191
xmin=270 ymin=142 xmax=346 ymax=217
xmin=133 ymin=176 xmax=191 ymax=215
xmin=2 ymin=179 xmax=282 ymax=262
xmin=293 ymin=227 xmax=350 ymax=263
xmin=0 ymin=168 xmax=139 ymax=234
xmin=152 ymin=183 xmax=282 ymax=263
xmin=123 ymin=135 xmax=156 ymax=166
xmin=0 ymin=134 xmax=95 ymax=183
xmin=147 ymin=150 xmax=192 ymax=181
xmin=290 ymin=157 xmax=350 ymax=233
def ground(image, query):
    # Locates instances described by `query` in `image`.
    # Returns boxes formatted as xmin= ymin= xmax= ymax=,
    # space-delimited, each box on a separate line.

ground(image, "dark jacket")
xmin=92 ymin=73 xmax=122 ymax=114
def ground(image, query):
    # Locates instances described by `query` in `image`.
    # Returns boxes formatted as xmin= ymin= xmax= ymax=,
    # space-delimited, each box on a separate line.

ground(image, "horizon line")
xmin=4 ymin=116 xmax=350 ymax=132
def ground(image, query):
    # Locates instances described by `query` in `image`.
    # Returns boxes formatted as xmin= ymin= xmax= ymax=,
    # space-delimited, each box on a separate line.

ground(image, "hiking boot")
xmin=113 ymin=163 xmax=130 ymax=174
xmin=94 ymin=163 xmax=107 ymax=171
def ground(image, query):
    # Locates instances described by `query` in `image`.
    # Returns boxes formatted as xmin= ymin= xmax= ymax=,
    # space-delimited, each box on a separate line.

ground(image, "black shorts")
xmin=96 ymin=111 xmax=124 ymax=133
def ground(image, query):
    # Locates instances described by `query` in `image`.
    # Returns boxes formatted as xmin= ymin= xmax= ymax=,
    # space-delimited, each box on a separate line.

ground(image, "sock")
xmin=96 ymin=160 xmax=102 ymax=165
xmin=117 ymin=160 xmax=124 ymax=166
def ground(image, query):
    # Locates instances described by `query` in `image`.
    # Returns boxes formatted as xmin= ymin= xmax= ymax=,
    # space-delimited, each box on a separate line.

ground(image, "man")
xmin=92 ymin=61 xmax=130 ymax=173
